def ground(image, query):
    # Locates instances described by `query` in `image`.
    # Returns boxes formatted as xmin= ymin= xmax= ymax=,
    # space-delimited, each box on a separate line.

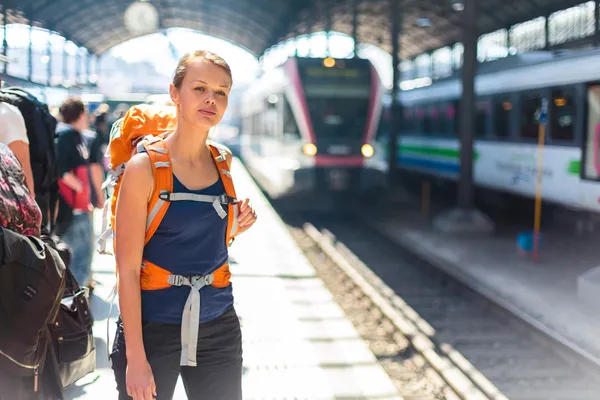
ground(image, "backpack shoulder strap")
xmin=143 ymin=137 xmax=173 ymax=245
xmin=208 ymin=142 xmax=236 ymax=199
xmin=208 ymin=143 xmax=239 ymax=246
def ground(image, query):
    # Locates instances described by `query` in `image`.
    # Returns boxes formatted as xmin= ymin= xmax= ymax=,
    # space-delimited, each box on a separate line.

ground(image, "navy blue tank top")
xmin=141 ymin=174 xmax=232 ymax=324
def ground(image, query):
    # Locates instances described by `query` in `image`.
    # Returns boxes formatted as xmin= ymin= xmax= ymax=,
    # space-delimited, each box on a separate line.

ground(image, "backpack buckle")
xmin=159 ymin=191 xmax=171 ymax=201
xmin=190 ymin=274 xmax=214 ymax=290
xmin=168 ymin=275 xmax=184 ymax=286
xmin=219 ymin=194 xmax=237 ymax=204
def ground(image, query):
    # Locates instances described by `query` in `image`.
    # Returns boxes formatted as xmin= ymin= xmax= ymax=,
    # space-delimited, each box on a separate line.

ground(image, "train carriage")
xmin=240 ymin=56 xmax=387 ymax=201
xmin=377 ymin=47 xmax=600 ymax=213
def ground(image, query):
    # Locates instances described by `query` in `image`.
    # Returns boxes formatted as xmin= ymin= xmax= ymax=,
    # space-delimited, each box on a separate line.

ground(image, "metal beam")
xmin=457 ymin=0 xmax=477 ymax=210
xmin=594 ymin=0 xmax=600 ymax=47
xmin=28 ymin=24 xmax=33 ymax=81
xmin=352 ymin=0 xmax=359 ymax=56
xmin=46 ymin=32 xmax=51 ymax=86
xmin=266 ymin=0 xmax=313 ymax=49
xmin=2 ymin=7 xmax=7 ymax=76
xmin=388 ymin=0 xmax=401 ymax=185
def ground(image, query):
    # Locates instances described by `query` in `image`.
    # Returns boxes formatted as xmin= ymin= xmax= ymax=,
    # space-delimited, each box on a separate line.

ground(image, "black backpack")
xmin=0 ymin=88 xmax=59 ymax=234
xmin=0 ymin=227 xmax=67 ymax=386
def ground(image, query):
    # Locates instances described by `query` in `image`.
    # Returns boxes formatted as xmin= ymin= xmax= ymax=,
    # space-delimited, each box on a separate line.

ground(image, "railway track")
xmin=283 ymin=214 xmax=600 ymax=400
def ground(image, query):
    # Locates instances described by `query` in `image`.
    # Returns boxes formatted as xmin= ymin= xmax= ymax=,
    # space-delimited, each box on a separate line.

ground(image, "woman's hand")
xmin=126 ymin=358 xmax=157 ymax=400
xmin=237 ymin=198 xmax=257 ymax=233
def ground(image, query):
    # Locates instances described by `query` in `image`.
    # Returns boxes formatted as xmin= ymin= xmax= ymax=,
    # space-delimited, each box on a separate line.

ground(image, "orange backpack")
xmin=97 ymin=104 xmax=240 ymax=366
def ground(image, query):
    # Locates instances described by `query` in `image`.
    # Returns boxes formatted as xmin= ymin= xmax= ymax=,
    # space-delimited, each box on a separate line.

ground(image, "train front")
xmin=288 ymin=57 xmax=387 ymax=196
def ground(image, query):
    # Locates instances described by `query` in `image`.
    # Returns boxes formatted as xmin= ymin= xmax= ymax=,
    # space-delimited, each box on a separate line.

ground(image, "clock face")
xmin=124 ymin=1 xmax=159 ymax=35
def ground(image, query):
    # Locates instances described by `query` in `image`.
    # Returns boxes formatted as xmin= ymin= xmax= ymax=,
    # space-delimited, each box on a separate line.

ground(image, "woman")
xmin=111 ymin=50 xmax=257 ymax=400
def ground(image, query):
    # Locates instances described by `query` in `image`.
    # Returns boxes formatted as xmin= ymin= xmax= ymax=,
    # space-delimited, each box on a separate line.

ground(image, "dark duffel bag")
xmin=48 ymin=267 xmax=96 ymax=389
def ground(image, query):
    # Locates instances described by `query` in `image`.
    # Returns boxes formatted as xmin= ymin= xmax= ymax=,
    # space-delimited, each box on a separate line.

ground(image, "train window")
xmin=415 ymin=107 xmax=426 ymax=135
xmin=306 ymin=97 xmax=369 ymax=139
xmin=584 ymin=84 xmax=600 ymax=180
xmin=422 ymin=105 xmax=435 ymax=135
xmin=282 ymin=99 xmax=300 ymax=140
xmin=475 ymin=98 xmax=491 ymax=137
xmin=519 ymin=91 xmax=544 ymax=139
xmin=377 ymin=107 xmax=392 ymax=139
xmin=415 ymin=105 xmax=433 ymax=136
xmin=440 ymin=102 xmax=456 ymax=136
xmin=401 ymin=107 xmax=417 ymax=134
xmin=449 ymin=102 xmax=459 ymax=137
xmin=493 ymin=95 xmax=511 ymax=138
xmin=550 ymin=87 xmax=575 ymax=142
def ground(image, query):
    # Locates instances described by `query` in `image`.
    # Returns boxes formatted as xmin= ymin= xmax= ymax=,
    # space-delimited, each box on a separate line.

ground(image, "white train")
xmin=239 ymin=56 xmax=387 ymax=200
xmin=380 ymin=47 xmax=600 ymax=212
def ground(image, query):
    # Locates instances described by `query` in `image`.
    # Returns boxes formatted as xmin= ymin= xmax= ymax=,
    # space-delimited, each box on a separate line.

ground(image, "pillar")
xmin=2 ymin=8 xmax=8 ymax=76
xmin=388 ymin=0 xmax=401 ymax=185
xmin=457 ymin=0 xmax=477 ymax=209
xmin=352 ymin=0 xmax=359 ymax=57
xmin=28 ymin=24 xmax=33 ymax=81
xmin=433 ymin=0 xmax=494 ymax=235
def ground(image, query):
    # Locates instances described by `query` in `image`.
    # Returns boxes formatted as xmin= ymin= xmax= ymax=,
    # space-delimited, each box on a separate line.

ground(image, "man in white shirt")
xmin=0 ymin=102 xmax=35 ymax=195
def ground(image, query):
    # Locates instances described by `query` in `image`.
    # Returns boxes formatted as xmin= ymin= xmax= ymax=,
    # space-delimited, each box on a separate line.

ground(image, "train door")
xmin=579 ymin=83 xmax=600 ymax=211
xmin=261 ymin=95 xmax=281 ymax=158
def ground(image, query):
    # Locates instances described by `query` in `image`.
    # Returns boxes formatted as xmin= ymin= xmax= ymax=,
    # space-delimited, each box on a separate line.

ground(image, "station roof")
xmin=2 ymin=0 xmax=591 ymax=59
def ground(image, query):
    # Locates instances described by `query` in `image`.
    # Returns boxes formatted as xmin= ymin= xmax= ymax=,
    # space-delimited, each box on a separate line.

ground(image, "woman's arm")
xmin=114 ymin=153 xmax=156 ymax=398
xmin=7 ymin=141 xmax=35 ymax=195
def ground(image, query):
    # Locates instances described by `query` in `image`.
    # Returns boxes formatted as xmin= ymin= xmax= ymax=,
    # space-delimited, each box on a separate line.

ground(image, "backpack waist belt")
xmin=140 ymin=260 xmax=231 ymax=366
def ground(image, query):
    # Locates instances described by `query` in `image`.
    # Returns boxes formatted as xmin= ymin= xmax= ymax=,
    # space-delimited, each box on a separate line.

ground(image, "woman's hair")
xmin=172 ymin=50 xmax=233 ymax=89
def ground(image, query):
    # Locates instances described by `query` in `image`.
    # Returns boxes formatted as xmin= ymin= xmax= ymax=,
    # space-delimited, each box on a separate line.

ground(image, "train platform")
xmin=63 ymin=158 xmax=402 ymax=400
xmin=363 ymin=198 xmax=600 ymax=365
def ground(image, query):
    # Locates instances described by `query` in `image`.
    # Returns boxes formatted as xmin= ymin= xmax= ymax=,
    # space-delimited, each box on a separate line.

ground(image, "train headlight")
xmin=303 ymin=143 xmax=317 ymax=156
xmin=361 ymin=144 xmax=374 ymax=158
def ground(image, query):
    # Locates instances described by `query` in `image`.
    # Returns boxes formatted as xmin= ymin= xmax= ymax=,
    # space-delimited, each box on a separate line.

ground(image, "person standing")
xmin=110 ymin=50 xmax=258 ymax=400
xmin=55 ymin=97 xmax=94 ymax=287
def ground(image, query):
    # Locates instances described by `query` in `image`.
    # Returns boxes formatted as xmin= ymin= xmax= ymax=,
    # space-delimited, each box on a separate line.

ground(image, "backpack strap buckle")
xmin=219 ymin=194 xmax=237 ymax=205
xmin=167 ymin=274 xmax=184 ymax=286
xmin=159 ymin=191 xmax=171 ymax=202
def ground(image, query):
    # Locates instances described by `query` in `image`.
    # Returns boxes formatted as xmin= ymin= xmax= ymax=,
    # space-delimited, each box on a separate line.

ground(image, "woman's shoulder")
xmin=123 ymin=152 xmax=154 ymax=188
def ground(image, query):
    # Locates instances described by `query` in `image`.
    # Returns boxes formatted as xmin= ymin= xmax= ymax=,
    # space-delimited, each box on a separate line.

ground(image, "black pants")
xmin=111 ymin=306 xmax=243 ymax=400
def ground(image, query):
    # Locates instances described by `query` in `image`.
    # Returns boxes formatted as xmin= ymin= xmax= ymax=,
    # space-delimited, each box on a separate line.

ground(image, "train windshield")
xmin=297 ymin=58 xmax=373 ymax=140
xmin=305 ymin=96 xmax=369 ymax=139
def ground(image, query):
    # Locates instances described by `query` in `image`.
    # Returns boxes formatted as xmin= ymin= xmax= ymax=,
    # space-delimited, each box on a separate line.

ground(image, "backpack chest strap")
xmin=158 ymin=191 xmax=235 ymax=219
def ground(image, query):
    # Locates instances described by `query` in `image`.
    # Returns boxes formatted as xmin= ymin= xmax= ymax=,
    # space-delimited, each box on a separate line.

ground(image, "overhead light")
xmin=124 ymin=1 xmax=159 ymax=35
xmin=416 ymin=18 xmax=432 ymax=27
xmin=452 ymin=1 xmax=464 ymax=11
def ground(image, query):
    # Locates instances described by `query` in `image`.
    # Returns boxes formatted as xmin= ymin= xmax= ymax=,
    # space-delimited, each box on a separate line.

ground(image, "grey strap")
xmin=212 ymin=199 xmax=227 ymax=219
xmin=160 ymin=191 xmax=227 ymax=204
xmin=168 ymin=274 xmax=215 ymax=366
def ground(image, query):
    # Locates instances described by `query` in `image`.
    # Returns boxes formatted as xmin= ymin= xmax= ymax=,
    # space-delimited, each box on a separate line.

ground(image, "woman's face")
xmin=170 ymin=59 xmax=231 ymax=131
